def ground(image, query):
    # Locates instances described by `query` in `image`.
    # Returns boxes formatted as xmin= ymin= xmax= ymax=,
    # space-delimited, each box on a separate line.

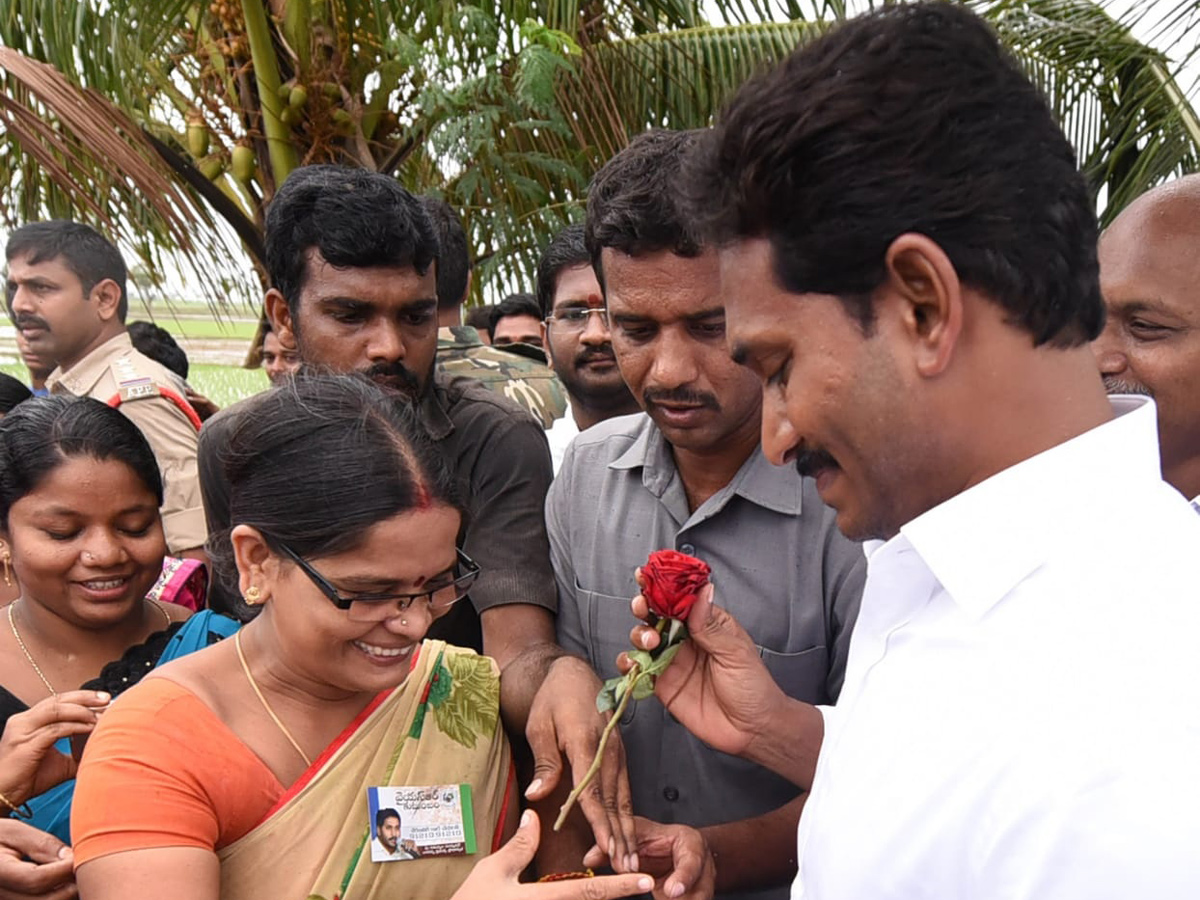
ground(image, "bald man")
xmin=1094 ymin=174 xmax=1200 ymax=505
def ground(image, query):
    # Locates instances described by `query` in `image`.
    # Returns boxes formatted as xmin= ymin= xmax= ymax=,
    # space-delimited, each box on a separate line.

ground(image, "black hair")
xmin=0 ymin=374 xmax=32 ymax=415
xmin=684 ymin=1 xmax=1103 ymax=347
xmin=464 ymin=306 xmax=493 ymax=333
xmin=420 ymin=195 xmax=471 ymax=312
xmin=535 ymin=224 xmax=591 ymax=318
xmin=585 ymin=130 xmax=704 ymax=292
xmin=5 ymin=220 xmax=129 ymax=321
xmin=0 ymin=396 xmax=163 ymax=529
xmin=128 ymin=321 xmax=189 ymax=380
xmin=376 ymin=808 xmax=401 ymax=829
xmin=207 ymin=374 xmax=463 ymax=621
xmin=487 ymin=293 xmax=541 ymax=341
xmin=264 ymin=166 xmax=438 ymax=319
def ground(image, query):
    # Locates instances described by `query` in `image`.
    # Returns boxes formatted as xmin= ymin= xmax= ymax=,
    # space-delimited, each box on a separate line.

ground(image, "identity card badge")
xmin=366 ymin=784 xmax=476 ymax=863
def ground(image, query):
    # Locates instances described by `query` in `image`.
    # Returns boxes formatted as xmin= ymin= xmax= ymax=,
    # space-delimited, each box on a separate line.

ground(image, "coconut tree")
xmin=0 ymin=0 xmax=1196 ymax=317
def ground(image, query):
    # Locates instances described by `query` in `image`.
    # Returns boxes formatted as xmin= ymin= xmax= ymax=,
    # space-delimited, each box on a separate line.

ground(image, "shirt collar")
xmin=609 ymin=418 xmax=803 ymax=515
xmin=898 ymin=396 xmax=1161 ymax=619
xmin=47 ymin=332 xmax=132 ymax=395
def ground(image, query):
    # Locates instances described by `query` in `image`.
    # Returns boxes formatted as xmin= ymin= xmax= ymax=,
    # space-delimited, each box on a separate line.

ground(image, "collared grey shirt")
xmin=548 ymin=413 xmax=865 ymax=900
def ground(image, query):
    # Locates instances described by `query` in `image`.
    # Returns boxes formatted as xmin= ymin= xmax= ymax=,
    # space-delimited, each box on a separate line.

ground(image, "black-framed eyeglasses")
xmin=276 ymin=543 xmax=480 ymax=622
xmin=545 ymin=307 xmax=609 ymax=332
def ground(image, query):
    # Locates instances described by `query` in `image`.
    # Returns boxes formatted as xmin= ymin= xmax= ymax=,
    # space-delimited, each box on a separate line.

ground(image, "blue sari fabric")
xmin=24 ymin=611 xmax=241 ymax=843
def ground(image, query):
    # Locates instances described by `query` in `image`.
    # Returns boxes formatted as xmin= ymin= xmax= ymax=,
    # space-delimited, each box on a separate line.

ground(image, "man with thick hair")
xmin=198 ymin=166 xmax=638 ymax=869
xmin=128 ymin=321 xmax=189 ymax=380
xmin=426 ymin=196 xmax=567 ymax=428
xmin=1094 ymin=174 xmax=1200 ymax=508
xmin=635 ymin=4 xmax=1200 ymax=898
xmin=5 ymin=220 xmax=206 ymax=557
xmin=488 ymin=293 xmax=544 ymax=349
xmin=536 ymin=224 xmax=638 ymax=470
xmin=550 ymin=130 xmax=864 ymax=900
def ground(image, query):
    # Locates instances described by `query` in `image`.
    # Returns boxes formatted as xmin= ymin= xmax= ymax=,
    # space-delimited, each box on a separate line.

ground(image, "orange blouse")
xmin=71 ymin=678 xmax=285 ymax=866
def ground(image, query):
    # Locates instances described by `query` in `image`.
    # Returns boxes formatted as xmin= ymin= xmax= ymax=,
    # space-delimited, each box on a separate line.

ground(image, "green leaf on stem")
xmin=630 ymin=674 xmax=656 ymax=701
xmin=643 ymin=641 xmax=683 ymax=678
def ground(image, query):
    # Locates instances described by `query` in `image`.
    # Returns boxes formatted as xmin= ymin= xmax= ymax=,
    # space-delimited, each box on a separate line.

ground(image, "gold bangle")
xmin=0 ymin=788 xmax=32 ymax=819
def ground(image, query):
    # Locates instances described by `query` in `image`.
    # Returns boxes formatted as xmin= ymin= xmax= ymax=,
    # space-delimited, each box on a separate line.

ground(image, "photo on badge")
xmin=366 ymin=784 xmax=476 ymax=862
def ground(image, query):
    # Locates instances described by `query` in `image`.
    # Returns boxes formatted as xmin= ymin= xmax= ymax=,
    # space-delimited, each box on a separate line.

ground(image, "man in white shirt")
xmin=370 ymin=809 xmax=419 ymax=862
xmin=625 ymin=4 xmax=1200 ymax=900
xmin=535 ymin=225 xmax=639 ymax=470
xmin=1093 ymin=174 xmax=1200 ymax=508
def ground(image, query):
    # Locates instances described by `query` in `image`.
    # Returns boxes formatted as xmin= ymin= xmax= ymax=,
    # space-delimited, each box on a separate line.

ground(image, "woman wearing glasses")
xmin=69 ymin=376 xmax=646 ymax=900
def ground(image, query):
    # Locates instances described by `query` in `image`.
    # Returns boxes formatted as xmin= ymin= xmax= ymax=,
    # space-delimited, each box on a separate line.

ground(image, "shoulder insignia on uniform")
xmin=117 ymin=377 xmax=160 ymax=401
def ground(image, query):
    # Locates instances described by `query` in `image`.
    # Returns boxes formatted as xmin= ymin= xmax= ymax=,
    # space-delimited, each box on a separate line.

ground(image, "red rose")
xmin=641 ymin=549 xmax=711 ymax=620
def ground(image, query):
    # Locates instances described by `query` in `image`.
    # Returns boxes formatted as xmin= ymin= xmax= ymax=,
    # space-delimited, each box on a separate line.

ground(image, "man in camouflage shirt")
xmin=421 ymin=196 xmax=568 ymax=428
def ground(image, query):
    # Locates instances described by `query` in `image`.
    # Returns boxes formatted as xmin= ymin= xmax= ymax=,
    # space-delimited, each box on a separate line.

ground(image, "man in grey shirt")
xmin=548 ymin=130 xmax=865 ymax=900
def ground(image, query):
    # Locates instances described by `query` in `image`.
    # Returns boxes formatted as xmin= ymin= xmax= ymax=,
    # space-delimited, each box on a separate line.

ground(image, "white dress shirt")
xmin=546 ymin=410 xmax=580 ymax=474
xmin=793 ymin=397 xmax=1200 ymax=900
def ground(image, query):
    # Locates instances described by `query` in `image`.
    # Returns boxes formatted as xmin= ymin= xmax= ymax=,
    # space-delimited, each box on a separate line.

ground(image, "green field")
xmin=142 ymin=316 xmax=260 ymax=341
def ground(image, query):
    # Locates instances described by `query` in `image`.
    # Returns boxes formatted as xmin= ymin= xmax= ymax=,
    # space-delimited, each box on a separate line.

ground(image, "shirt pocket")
xmin=759 ymin=644 xmax=830 ymax=706
xmin=578 ymin=584 xmax=641 ymax=726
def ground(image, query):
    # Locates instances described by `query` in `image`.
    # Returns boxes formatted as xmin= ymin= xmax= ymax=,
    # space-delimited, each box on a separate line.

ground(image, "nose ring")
xmin=401 ymin=619 xmax=408 ymax=626
xmin=83 ymin=551 xmax=96 ymax=562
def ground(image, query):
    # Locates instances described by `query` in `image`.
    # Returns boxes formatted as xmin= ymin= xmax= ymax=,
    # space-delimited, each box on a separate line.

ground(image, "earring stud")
xmin=244 ymin=585 xmax=262 ymax=605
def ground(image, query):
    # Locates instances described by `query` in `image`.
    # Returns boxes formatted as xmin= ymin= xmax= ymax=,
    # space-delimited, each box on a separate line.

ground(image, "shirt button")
xmin=679 ymin=543 xmax=695 ymax=555
xmin=663 ymin=786 xmax=679 ymax=802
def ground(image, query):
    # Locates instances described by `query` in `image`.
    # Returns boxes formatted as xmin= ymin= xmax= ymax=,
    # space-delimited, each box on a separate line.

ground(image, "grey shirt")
xmin=548 ymin=413 xmax=864 ymax=900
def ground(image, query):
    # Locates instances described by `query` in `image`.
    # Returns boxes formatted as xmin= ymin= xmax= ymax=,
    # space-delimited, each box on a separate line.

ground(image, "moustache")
xmin=1102 ymin=377 xmax=1153 ymax=399
xmin=574 ymin=346 xmax=617 ymax=367
xmin=13 ymin=314 xmax=50 ymax=332
xmin=793 ymin=445 xmax=839 ymax=479
xmin=642 ymin=387 xmax=720 ymax=411
xmin=362 ymin=361 xmax=422 ymax=397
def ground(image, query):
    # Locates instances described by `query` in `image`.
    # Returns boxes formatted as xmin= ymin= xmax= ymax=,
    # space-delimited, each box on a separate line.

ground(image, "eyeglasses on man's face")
xmin=276 ymin=542 xmax=480 ymax=623
xmin=545 ymin=307 xmax=609 ymax=333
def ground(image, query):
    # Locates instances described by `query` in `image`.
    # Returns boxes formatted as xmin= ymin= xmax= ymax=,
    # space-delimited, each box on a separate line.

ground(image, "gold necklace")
xmin=6 ymin=599 xmax=171 ymax=698
xmin=235 ymin=630 xmax=313 ymax=767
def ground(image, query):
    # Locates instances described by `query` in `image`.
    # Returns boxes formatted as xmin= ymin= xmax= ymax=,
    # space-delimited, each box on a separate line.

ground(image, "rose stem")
xmin=553 ymin=661 xmax=641 ymax=832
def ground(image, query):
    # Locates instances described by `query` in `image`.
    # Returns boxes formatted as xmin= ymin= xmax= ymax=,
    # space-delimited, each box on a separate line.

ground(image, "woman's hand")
xmin=451 ymin=810 xmax=653 ymax=900
xmin=0 ymin=819 xmax=75 ymax=899
xmin=0 ymin=691 xmax=109 ymax=806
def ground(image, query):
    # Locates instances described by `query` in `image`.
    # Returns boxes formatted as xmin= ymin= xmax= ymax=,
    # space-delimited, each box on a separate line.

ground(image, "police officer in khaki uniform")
xmin=5 ymin=221 xmax=206 ymax=556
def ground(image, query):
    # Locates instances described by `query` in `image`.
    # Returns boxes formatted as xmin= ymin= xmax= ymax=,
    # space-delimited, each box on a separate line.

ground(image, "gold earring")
xmin=0 ymin=544 xmax=12 ymax=588
xmin=244 ymin=585 xmax=262 ymax=605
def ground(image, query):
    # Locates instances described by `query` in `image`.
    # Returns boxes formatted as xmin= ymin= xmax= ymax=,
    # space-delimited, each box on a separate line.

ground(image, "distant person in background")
xmin=128 ymin=320 xmax=220 ymax=422
xmin=536 ymin=224 xmax=639 ymax=470
xmin=489 ymin=293 xmax=545 ymax=350
xmin=260 ymin=320 xmax=300 ymax=385
xmin=1094 ymin=174 xmax=1200 ymax=507
xmin=5 ymin=221 xmax=206 ymax=558
xmin=0 ymin=373 xmax=32 ymax=416
xmin=426 ymin=196 xmax=567 ymax=428
xmin=464 ymin=306 xmax=493 ymax=343
xmin=14 ymin=331 xmax=52 ymax=396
